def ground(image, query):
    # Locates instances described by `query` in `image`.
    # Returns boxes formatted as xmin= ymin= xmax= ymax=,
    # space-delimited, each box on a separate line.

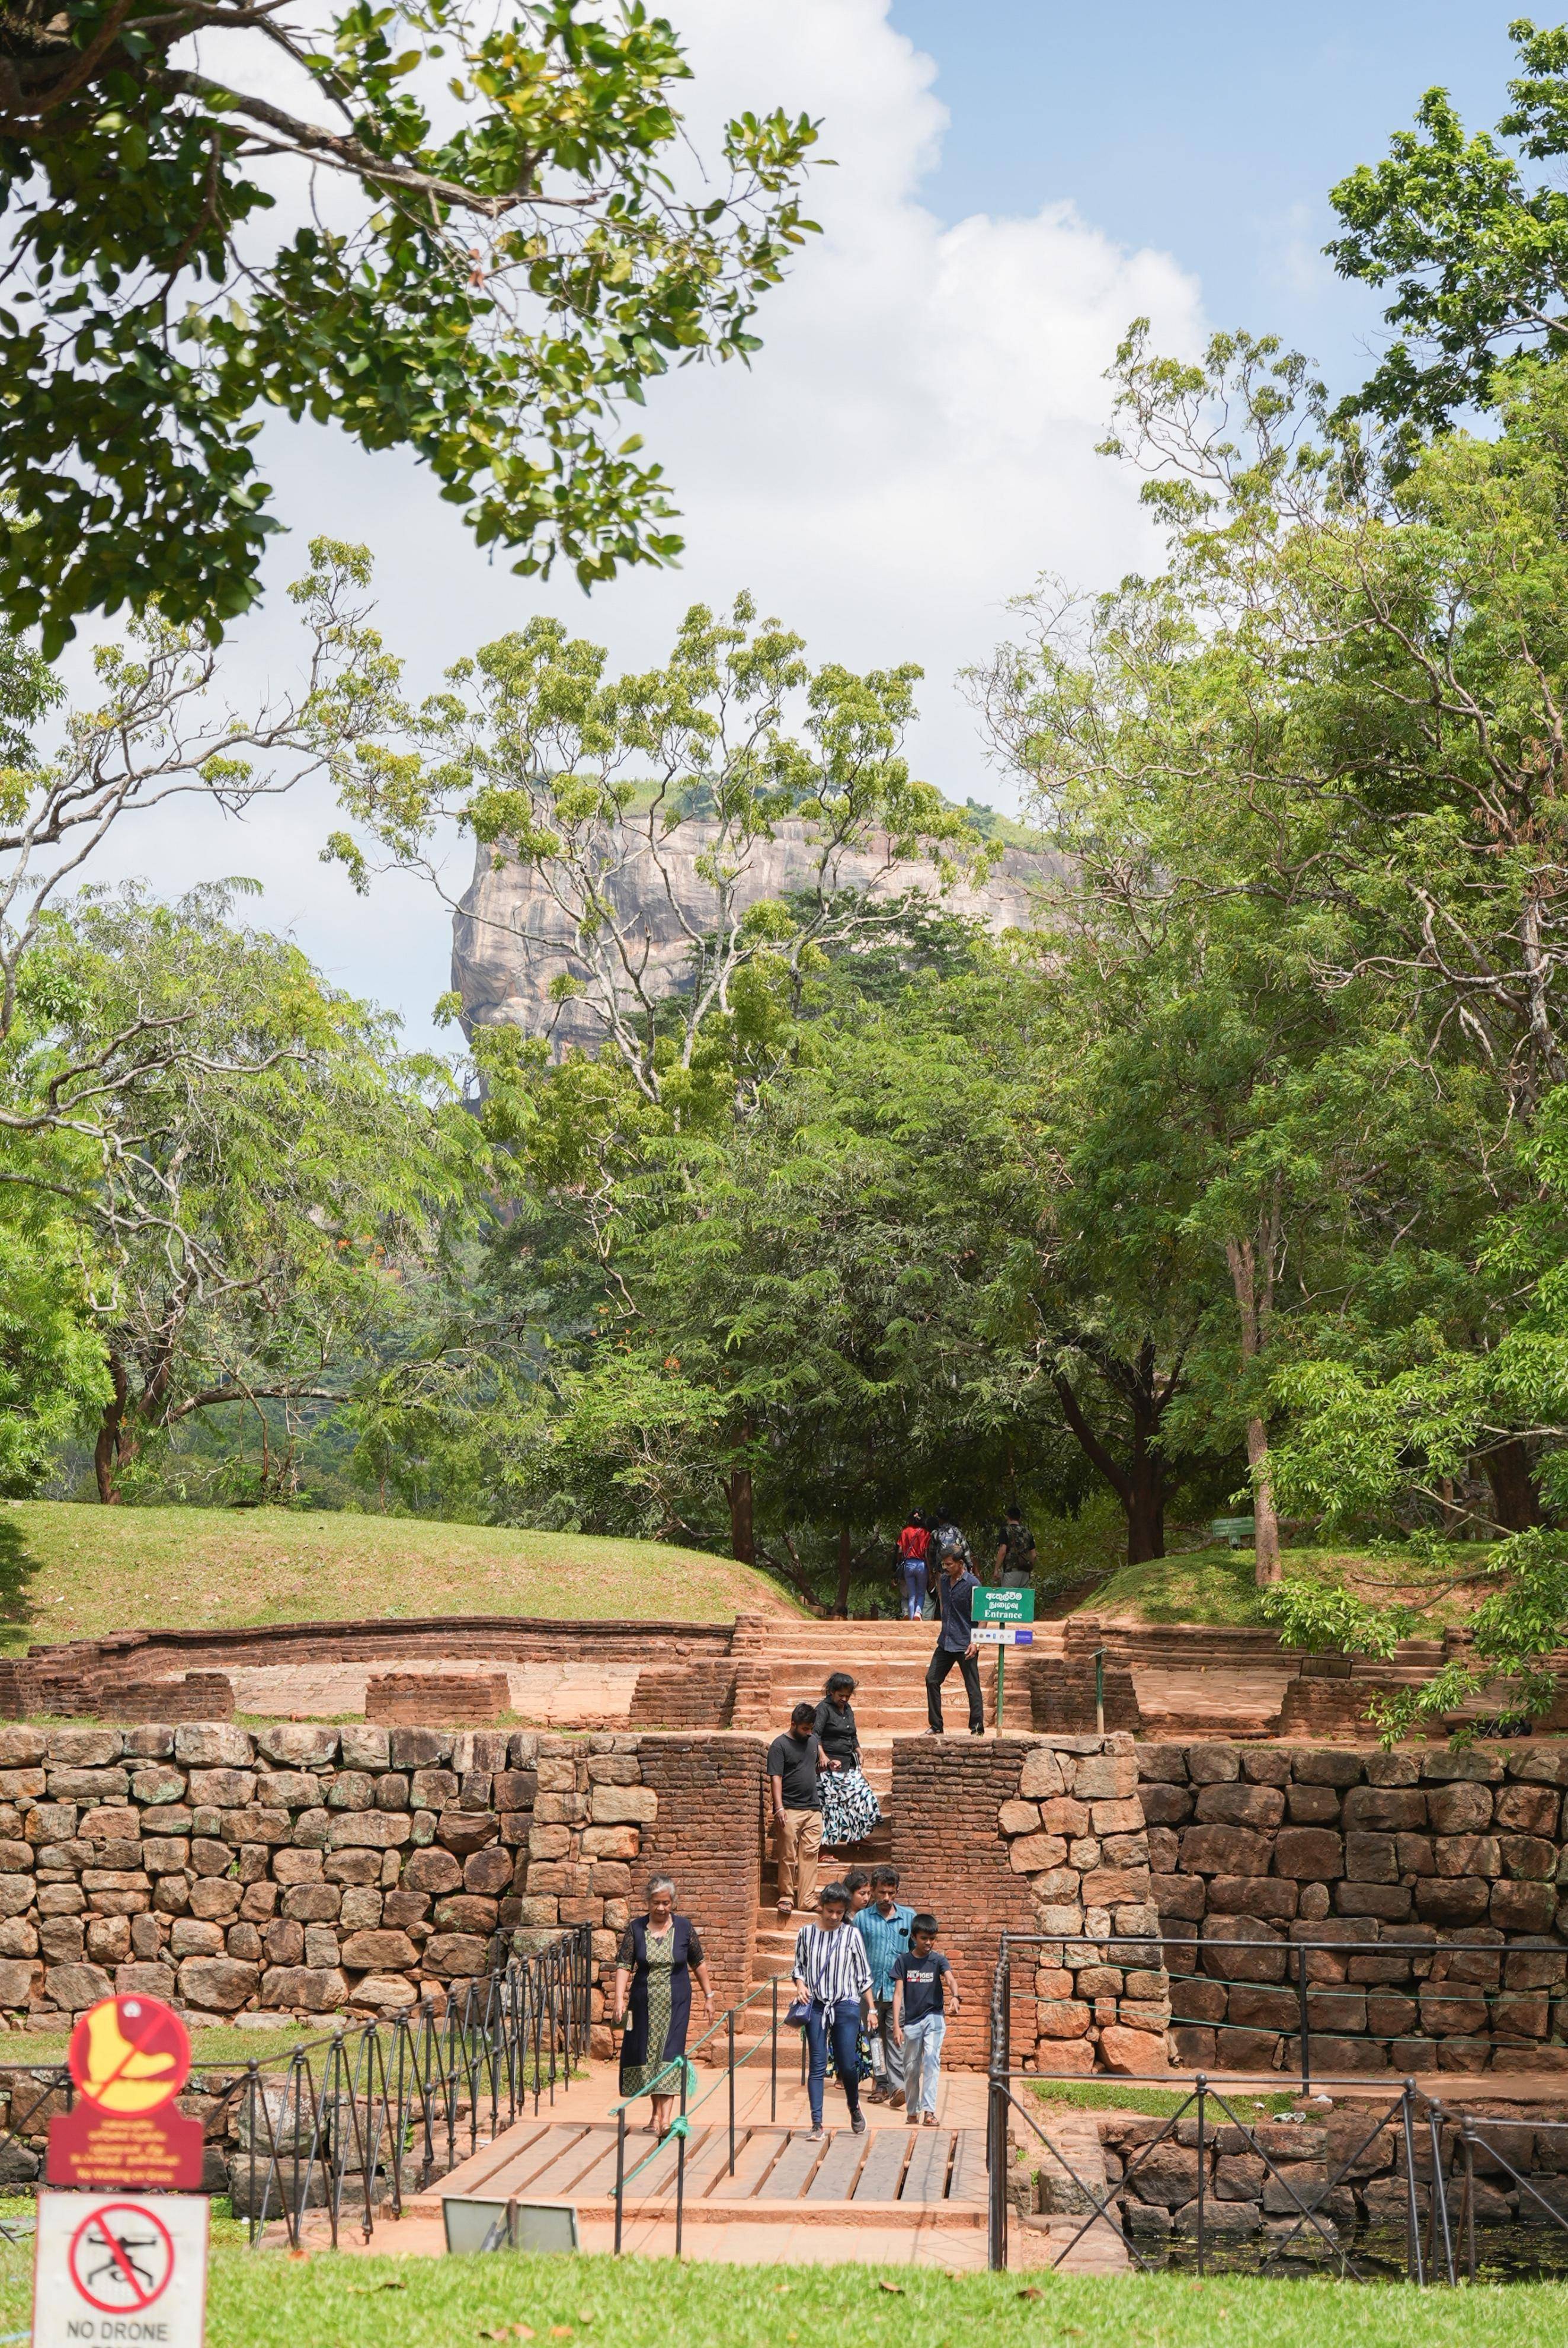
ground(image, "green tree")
xmin=0 ymin=1 xmax=820 ymax=651
xmin=1329 ymin=17 xmax=1568 ymax=443
xmin=17 ymin=884 xmax=481 ymax=1501
xmin=332 ymin=592 xmax=990 ymax=1110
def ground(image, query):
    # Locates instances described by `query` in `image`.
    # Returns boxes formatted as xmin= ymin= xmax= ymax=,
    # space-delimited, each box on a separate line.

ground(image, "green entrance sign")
xmin=973 ymin=1588 xmax=1035 ymax=1625
xmin=974 ymin=1587 xmax=1035 ymax=1732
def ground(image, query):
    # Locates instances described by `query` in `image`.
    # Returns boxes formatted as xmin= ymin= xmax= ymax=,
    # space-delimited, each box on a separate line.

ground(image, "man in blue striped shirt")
xmin=853 ymin=1864 xmax=915 ymax=2104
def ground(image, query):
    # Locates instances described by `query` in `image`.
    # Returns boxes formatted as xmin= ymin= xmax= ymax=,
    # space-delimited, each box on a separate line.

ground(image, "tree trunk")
xmin=1225 ymin=1232 xmax=1281 ymax=1588
xmin=93 ymin=1356 xmax=131 ymax=1504
xmin=1479 ymin=1439 xmax=1543 ymax=1534
xmin=725 ymin=1464 xmax=755 ymax=1564
xmin=1053 ymin=1368 xmax=1169 ymax=1565
xmin=1246 ymin=1417 xmax=1282 ymax=1586
xmin=835 ymin=1526 xmax=852 ymax=1618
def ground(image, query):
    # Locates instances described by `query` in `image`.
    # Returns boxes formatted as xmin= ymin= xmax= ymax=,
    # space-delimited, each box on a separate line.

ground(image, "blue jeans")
xmin=903 ymin=2010 xmax=946 ymax=2116
xmin=903 ymin=1563 xmax=927 ymax=1618
xmin=804 ymin=1997 xmax=864 ymax=2127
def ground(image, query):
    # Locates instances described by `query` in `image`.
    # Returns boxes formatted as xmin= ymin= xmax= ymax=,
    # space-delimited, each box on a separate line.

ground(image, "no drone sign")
xmin=33 ymin=2190 xmax=209 ymax=2348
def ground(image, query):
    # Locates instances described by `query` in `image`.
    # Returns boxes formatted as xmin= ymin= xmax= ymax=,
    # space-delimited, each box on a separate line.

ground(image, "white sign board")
xmin=33 ymin=2190 xmax=209 ymax=2348
xmin=974 ymin=1625 xmax=1034 ymax=1646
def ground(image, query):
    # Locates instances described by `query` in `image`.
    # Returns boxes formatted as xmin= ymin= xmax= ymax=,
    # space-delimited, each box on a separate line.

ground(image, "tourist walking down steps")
xmin=814 ymin=1672 xmax=881 ymax=1853
xmin=611 ymin=1874 xmax=715 ymax=2140
xmin=926 ymin=1536 xmax=984 ymax=1735
xmin=791 ymin=1879 xmax=873 ymax=2142
xmin=769 ymin=1700 xmax=825 ymax=1920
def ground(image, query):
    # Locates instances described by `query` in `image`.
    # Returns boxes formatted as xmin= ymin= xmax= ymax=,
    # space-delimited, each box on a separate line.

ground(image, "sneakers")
xmin=852 ymin=2113 xmax=867 ymax=2135
xmin=807 ymin=2126 xmax=825 ymax=2142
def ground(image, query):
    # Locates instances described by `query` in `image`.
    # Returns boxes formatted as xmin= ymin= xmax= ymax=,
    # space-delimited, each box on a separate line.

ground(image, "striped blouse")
xmin=792 ymin=1921 xmax=872 ymax=2006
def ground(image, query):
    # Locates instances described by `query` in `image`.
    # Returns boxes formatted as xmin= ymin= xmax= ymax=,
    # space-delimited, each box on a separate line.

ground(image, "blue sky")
xmin=889 ymin=1 xmax=1521 ymax=394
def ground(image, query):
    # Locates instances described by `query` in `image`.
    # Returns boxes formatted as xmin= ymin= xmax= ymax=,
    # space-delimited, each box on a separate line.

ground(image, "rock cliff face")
xmin=452 ymin=818 xmax=1059 ymax=1052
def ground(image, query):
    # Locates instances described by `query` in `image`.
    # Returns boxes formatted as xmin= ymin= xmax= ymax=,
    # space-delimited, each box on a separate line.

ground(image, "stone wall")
xmin=0 ymin=1720 xmax=665 ymax=2028
xmin=1140 ymin=1739 xmax=1568 ymax=2074
xmin=635 ymin=1735 xmax=766 ymax=2018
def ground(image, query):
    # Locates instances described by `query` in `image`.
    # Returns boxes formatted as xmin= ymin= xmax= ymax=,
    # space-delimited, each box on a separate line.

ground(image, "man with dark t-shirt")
xmin=767 ymin=1700 xmax=824 ymax=1919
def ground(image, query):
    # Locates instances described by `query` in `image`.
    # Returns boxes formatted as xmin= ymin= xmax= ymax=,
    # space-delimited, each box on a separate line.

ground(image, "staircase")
xmin=735 ymin=1615 xmax=1066 ymax=2011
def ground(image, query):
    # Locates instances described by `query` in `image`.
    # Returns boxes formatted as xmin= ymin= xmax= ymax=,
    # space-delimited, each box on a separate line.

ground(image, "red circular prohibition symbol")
xmin=68 ymin=2202 xmax=175 ymax=2315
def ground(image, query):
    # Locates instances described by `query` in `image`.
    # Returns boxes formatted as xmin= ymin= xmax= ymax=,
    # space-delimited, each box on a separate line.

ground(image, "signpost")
xmin=973 ymin=1589 xmax=1035 ymax=1730
xmin=34 ymin=2189 xmax=209 ymax=2348
xmin=49 ymin=1994 xmax=204 ymax=2191
xmin=34 ymin=1995 xmax=210 ymax=2347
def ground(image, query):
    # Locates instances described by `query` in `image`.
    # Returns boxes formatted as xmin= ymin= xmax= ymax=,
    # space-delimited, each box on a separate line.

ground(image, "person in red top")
xmin=897 ymin=1512 xmax=930 ymax=1621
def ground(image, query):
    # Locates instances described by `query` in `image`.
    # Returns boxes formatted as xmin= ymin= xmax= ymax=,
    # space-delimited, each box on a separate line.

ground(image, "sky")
xmin=75 ymin=0 xmax=1528 ymax=1051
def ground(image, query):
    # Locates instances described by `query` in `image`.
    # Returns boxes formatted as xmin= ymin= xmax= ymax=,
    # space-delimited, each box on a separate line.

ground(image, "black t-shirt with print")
xmin=894 ymin=1948 xmax=951 ymax=2022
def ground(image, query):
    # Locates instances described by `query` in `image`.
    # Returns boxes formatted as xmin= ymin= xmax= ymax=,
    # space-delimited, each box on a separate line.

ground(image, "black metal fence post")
xmin=1195 ymin=2072 xmax=1207 ymax=2276
xmin=1461 ymin=2116 xmax=1476 ymax=2282
xmin=770 ymin=1978 xmax=779 ymax=2124
xmin=675 ymin=2058 xmax=689 ymax=2259
xmin=1400 ymin=2079 xmax=1425 ymax=2286
xmin=1295 ymin=1941 xmax=1311 ymax=2096
xmin=613 ymin=2105 xmax=626 ymax=2256
xmin=728 ymin=2007 xmax=737 ymax=2175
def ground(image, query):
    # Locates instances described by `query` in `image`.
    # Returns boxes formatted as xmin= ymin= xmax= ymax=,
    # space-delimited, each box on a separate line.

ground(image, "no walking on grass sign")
xmin=33 ymin=1995 xmax=210 ymax=2348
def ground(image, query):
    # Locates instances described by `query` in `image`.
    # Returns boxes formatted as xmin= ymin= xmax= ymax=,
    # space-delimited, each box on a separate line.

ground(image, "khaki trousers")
xmin=775 ymin=1807 xmax=822 ymax=1911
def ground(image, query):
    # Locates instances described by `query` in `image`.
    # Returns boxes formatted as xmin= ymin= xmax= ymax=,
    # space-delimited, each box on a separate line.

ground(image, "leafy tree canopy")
xmin=0 ymin=0 xmax=820 ymax=653
xmin=1329 ymin=16 xmax=1568 ymax=442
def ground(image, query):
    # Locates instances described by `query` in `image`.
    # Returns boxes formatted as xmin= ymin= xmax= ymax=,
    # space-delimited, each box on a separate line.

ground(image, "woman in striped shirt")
xmin=792 ymin=1880 xmax=873 ymax=2140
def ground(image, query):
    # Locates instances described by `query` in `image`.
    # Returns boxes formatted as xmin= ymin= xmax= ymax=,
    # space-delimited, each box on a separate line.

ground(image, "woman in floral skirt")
xmin=814 ymin=1672 xmax=881 ymax=1853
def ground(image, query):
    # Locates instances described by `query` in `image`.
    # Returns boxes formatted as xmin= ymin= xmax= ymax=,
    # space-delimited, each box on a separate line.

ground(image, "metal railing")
xmin=238 ymin=1924 xmax=593 ymax=2248
xmin=999 ymin=1929 xmax=1568 ymax=2100
xmin=987 ymin=1931 xmax=1568 ymax=2280
xmin=609 ymin=1975 xmax=799 ymax=2257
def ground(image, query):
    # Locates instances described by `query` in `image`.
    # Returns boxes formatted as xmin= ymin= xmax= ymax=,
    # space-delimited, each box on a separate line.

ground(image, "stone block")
xmin=1335 ymin=1883 xmax=1412 ymax=1920
xmin=463 ymin=1848 xmax=514 ymax=1897
xmin=1492 ymin=1879 xmax=1557 ymax=1931
xmin=325 ymin=1850 xmax=381 ymax=1886
xmin=1071 ymin=1755 xmax=1138 ymax=1801
xmin=353 ymin=1973 xmax=420 ymax=2008
xmin=260 ymin=1965 xmax=348 ymax=2011
xmin=1009 ymin=1832 xmax=1068 ymax=1876
xmin=1185 ymin=1745 xmax=1241 ymax=1785
xmin=1500 ymin=1833 xmax=1556 ymax=1880
xmin=590 ymin=1785 xmax=657 ymax=1826
xmin=1273 ymin=1829 xmax=1343 ymax=1881
xmin=1426 ymin=1782 xmax=1493 ymax=1835
xmin=1017 ymin=1748 xmax=1067 ymax=1800
xmin=45 ymin=1731 xmax=122 ymax=1766
xmin=44 ymin=1962 xmax=114 ymax=2010
xmin=433 ymin=1895 xmax=498 ymax=1935
xmin=422 ymin=1931 xmax=490 ymax=1978
xmin=402 ymin=1848 xmax=462 ymax=1895
xmin=581 ymin=1826 xmax=640 ymax=1861
xmin=1342 ymin=1786 xmax=1426 ymax=1832
xmin=1193 ymin=1782 xmax=1285 ymax=1828
xmin=1435 ymin=1834 xmax=1499 ymax=1879
xmin=436 ymin=1810 xmax=499 ymax=1857
xmin=339 ymin=1928 xmax=419 ymax=1970
xmin=1415 ymin=1877 xmax=1490 ymax=1926
xmin=326 ymin=1811 xmax=410 ymax=1851
xmin=47 ymin=1769 xmax=129 ymax=1803
xmin=388 ymin=1727 xmax=451 ymax=1770
xmin=1496 ymin=1782 xmax=1559 ymax=1834
xmin=494 ymin=1771 xmax=538 ymax=1812
xmin=997 ymin=1799 xmax=1039 ymax=1836
xmin=1180 ymin=1825 xmax=1271 ymax=1877
xmin=1035 ymin=1998 xmax=1092 ymax=2039
xmin=174 ymin=1726 xmax=252 ymax=1768
xmin=1208 ymin=1877 xmax=1298 ymax=1920
xmin=1289 ymin=1750 xmax=1365 ymax=1787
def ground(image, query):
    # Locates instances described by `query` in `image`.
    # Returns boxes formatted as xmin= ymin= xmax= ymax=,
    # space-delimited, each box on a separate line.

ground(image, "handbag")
xmin=783 ymin=1998 xmax=811 ymax=2028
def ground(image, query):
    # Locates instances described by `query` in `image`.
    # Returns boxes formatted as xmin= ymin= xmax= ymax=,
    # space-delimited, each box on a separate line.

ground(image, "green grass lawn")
xmin=0 ymin=1502 xmax=799 ymax=1644
xmin=1028 ymin=2078 xmax=1297 ymax=2123
xmin=1081 ymin=1544 xmax=1496 ymax=1632
xmin=0 ymin=2242 xmax=1560 ymax=2347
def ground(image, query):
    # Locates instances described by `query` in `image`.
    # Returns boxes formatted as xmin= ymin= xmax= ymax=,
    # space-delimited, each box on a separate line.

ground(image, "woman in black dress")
xmin=610 ymin=1875 xmax=715 ymax=2138
xmin=814 ymin=1672 xmax=881 ymax=1853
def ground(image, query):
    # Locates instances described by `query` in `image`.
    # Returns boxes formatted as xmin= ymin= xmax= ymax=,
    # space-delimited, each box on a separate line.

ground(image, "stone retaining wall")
xmin=0 ymin=1721 xmax=663 ymax=2029
xmin=1139 ymin=1739 xmax=1568 ymax=2074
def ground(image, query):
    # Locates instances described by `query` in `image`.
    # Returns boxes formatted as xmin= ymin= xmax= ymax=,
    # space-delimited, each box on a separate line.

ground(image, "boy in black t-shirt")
xmin=891 ymin=1912 xmax=961 ymax=2126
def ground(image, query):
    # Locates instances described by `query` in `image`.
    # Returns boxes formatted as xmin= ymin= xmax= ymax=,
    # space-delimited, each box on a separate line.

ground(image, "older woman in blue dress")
xmin=610 ymin=1874 xmax=715 ymax=2139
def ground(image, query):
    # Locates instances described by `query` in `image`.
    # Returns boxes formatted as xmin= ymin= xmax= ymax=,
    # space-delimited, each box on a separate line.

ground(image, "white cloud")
xmin=63 ymin=0 xmax=1205 ymax=1045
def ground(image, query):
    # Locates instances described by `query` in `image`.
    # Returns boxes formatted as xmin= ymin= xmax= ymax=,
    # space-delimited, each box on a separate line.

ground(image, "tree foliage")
xmin=0 ymin=0 xmax=820 ymax=651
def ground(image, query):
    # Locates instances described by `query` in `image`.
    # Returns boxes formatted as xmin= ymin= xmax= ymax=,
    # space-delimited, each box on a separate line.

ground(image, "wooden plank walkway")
xmin=429 ymin=2120 xmax=987 ymax=2212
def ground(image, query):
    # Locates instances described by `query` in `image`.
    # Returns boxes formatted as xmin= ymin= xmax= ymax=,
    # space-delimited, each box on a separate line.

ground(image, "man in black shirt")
xmin=926 ymin=1541 xmax=984 ymax=1734
xmin=768 ymin=1700 xmax=824 ymax=1919
xmin=996 ymin=1506 xmax=1036 ymax=1590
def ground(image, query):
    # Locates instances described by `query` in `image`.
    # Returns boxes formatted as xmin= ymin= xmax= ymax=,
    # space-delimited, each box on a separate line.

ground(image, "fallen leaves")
xmin=478 ymin=2327 xmax=534 ymax=2342
xmin=1016 ymin=2287 xmax=1042 ymax=2301
xmin=878 ymin=2282 xmax=905 ymax=2295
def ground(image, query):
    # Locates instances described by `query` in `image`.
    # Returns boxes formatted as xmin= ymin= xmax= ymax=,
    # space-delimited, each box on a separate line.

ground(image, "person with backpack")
xmin=895 ymin=1511 xmax=930 ymax=1619
xmin=996 ymin=1504 xmax=1036 ymax=1591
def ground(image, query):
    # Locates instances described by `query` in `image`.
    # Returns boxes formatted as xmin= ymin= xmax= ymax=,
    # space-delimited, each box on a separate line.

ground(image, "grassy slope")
xmin=0 ymin=2245 xmax=1559 ymax=2348
xmin=0 ymin=1502 xmax=800 ymax=1645
xmin=1081 ymin=1543 xmax=1496 ymax=1633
